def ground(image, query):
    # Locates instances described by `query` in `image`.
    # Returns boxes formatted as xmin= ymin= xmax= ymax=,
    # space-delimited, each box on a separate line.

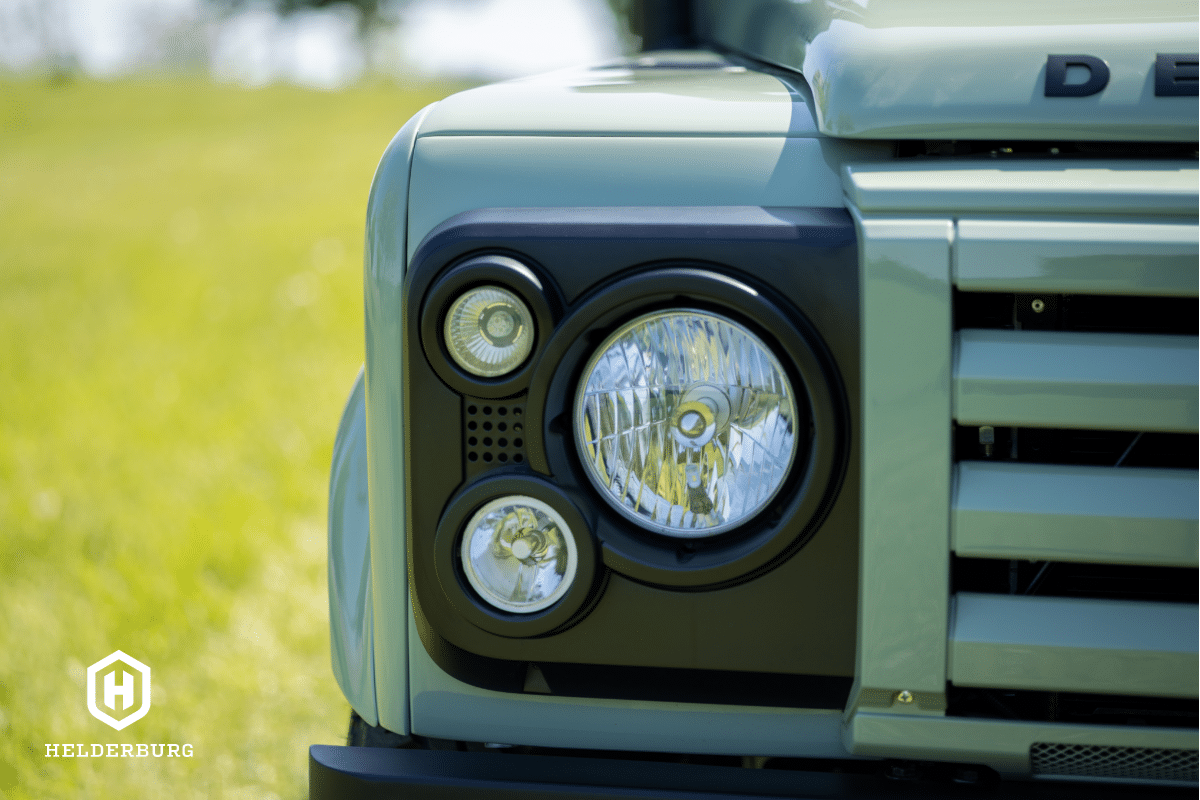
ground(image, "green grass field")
xmin=0 ymin=75 xmax=459 ymax=799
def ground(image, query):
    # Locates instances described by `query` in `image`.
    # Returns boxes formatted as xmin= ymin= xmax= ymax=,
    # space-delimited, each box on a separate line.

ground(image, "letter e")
xmin=1156 ymin=54 xmax=1199 ymax=96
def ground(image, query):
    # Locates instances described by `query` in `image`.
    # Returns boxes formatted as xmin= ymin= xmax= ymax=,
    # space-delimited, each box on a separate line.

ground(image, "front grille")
xmin=849 ymin=160 xmax=1197 ymax=782
xmin=947 ymin=211 xmax=1198 ymax=728
xmin=1030 ymin=743 xmax=1198 ymax=783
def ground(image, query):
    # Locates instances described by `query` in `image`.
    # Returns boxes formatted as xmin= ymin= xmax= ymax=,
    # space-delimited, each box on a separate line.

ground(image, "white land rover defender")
xmin=313 ymin=2 xmax=1199 ymax=797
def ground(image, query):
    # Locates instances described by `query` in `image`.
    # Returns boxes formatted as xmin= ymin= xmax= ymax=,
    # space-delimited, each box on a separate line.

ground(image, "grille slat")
xmin=954 ymin=329 xmax=1199 ymax=433
xmin=950 ymin=593 xmax=1198 ymax=698
xmin=952 ymin=462 xmax=1198 ymax=567
xmin=956 ymin=218 xmax=1199 ymax=298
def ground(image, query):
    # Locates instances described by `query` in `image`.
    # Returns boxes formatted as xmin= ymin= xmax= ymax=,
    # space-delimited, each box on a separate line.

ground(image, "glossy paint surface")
xmin=406 ymin=58 xmax=888 ymax=258
xmin=362 ymin=104 xmax=439 ymax=736
xmin=697 ymin=0 xmax=1198 ymax=140
xmin=852 ymin=213 xmax=953 ymax=707
xmin=956 ymin=218 xmax=1200 ymax=297
xmin=328 ymin=371 xmax=376 ymax=724
xmin=950 ymin=593 xmax=1198 ymax=698
xmin=844 ymin=161 xmax=1199 ymax=216
xmin=954 ymin=329 xmax=1199 ymax=433
xmin=954 ymin=462 xmax=1199 ymax=567
xmin=419 ymin=52 xmax=797 ymax=137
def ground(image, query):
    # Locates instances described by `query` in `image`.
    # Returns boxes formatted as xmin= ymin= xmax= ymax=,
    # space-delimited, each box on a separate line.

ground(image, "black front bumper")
xmin=309 ymin=745 xmax=1193 ymax=800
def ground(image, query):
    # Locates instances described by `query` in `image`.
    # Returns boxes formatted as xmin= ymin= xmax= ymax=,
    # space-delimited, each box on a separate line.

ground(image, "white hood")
xmin=696 ymin=0 xmax=1198 ymax=141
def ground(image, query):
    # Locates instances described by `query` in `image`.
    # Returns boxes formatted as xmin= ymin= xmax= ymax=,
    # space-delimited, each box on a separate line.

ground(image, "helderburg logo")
xmin=86 ymin=650 xmax=151 ymax=730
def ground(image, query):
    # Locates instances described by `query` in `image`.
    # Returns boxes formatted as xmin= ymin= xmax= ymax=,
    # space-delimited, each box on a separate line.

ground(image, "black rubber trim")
xmin=309 ymin=746 xmax=1197 ymax=800
xmin=534 ymin=662 xmax=850 ymax=709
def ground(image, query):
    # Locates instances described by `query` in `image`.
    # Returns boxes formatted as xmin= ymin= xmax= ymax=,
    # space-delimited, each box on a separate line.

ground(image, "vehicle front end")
xmin=316 ymin=2 xmax=1198 ymax=796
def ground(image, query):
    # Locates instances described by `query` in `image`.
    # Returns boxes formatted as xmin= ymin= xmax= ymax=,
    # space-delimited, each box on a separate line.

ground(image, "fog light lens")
xmin=460 ymin=496 xmax=577 ymax=613
xmin=444 ymin=286 xmax=534 ymax=377
xmin=576 ymin=310 xmax=798 ymax=537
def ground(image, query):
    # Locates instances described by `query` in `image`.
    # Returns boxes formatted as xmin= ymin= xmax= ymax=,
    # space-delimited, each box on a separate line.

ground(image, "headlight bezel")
xmin=522 ymin=266 xmax=848 ymax=589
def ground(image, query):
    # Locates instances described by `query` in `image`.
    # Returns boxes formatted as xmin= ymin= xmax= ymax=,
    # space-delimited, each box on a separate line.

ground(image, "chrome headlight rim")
xmin=420 ymin=253 xmax=561 ymax=399
xmin=434 ymin=475 xmax=597 ymax=637
xmin=521 ymin=266 xmax=847 ymax=589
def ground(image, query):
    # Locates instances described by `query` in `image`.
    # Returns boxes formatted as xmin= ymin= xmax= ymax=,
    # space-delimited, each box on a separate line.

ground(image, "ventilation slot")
xmin=949 ymin=688 xmax=1198 ymax=729
xmin=951 ymin=559 xmax=1198 ymax=604
xmin=954 ymin=425 xmax=1198 ymax=469
xmin=1030 ymin=743 xmax=1198 ymax=784
xmin=955 ymin=291 xmax=1198 ymax=336
xmin=464 ymin=401 xmax=526 ymax=478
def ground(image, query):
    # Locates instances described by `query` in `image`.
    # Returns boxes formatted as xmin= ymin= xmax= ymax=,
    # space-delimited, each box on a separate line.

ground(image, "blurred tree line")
xmin=210 ymin=0 xmax=643 ymax=49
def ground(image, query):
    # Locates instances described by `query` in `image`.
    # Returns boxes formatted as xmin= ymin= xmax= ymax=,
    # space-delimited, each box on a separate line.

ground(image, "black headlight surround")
xmin=433 ymin=473 xmax=601 ymax=638
xmin=402 ymin=206 xmax=862 ymax=700
xmin=420 ymin=253 xmax=561 ymax=399
xmin=525 ymin=265 xmax=848 ymax=589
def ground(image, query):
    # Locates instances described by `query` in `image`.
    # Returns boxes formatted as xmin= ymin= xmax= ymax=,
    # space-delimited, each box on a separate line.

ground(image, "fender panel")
xmin=328 ymin=369 xmax=376 ymax=724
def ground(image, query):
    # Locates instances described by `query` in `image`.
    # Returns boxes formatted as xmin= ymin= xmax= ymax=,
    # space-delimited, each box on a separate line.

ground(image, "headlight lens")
xmin=444 ymin=286 xmax=535 ymax=377
xmin=575 ymin=310 xmax=798 ymax=537
xmin=460 ymin=496 xmax=577 ymax=613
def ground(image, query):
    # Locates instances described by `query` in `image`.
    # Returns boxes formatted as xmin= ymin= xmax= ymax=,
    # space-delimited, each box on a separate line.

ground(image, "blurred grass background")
xmin=0 ymin=76 xmax=456 ymax=799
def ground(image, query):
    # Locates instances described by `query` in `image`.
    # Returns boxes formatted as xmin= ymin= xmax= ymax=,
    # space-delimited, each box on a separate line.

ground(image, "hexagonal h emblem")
xmin=87 ymin=650 xmax=151 ymax=730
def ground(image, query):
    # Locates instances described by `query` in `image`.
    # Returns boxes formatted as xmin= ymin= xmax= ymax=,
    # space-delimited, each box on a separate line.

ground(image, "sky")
xmin=0 ymin=0 xmax=625 ymax=87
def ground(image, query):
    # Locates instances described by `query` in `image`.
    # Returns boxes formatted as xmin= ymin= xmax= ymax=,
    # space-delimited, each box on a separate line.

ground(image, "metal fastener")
xmin=978 ymin=425 xmax=995 ymax=458
xmin=897 ymin=690 xmax=914 ymax=704
xmin=1031 ymin=298 xmax=1045 ymax=313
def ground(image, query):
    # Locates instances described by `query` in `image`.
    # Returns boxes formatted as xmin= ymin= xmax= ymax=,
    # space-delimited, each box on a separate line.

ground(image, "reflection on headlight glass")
xmin=443 ymin=286 xmax=534 ymax=378
xmin=575 ymin=310 xmax=799 ymax=538
xmin=461 ymin=496 xmax=577 ymax=613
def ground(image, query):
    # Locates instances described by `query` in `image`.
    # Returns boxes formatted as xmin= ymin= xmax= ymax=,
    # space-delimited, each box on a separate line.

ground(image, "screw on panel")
xmin=1031 ymin=298 xmax=1046 ymax=313
xmin=978 ymin=426 xmax=995 ymax=458
xmin=897 ymin=690 xmax=914 ymax=704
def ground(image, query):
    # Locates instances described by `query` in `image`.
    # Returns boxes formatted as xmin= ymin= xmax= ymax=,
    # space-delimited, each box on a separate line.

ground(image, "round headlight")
xmin=460 ymin=496 xmax=577 ymax=613
xmin=575 ymin=310 xmax=798 ymax=538
xmin=444 ymin=286 xmax=535 ymax=378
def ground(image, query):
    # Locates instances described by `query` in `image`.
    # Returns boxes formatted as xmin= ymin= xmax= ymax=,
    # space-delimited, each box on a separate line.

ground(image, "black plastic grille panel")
xmin=464 ymin=400 xmax=526 ymax=478
xmin=1031 ymin=743 xmax=1198 ymax=783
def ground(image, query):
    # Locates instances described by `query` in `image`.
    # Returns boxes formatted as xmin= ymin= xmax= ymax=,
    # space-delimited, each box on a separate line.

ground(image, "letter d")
xmin=1045 ymin=55 xmax=1110 ymax=97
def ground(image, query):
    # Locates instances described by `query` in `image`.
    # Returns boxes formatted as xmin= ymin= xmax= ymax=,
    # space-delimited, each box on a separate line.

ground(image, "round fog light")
xmin=460 ymin=496 xmax=577 ymax=613
xmin=444 ymin=286 xmax=534 ymax=377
